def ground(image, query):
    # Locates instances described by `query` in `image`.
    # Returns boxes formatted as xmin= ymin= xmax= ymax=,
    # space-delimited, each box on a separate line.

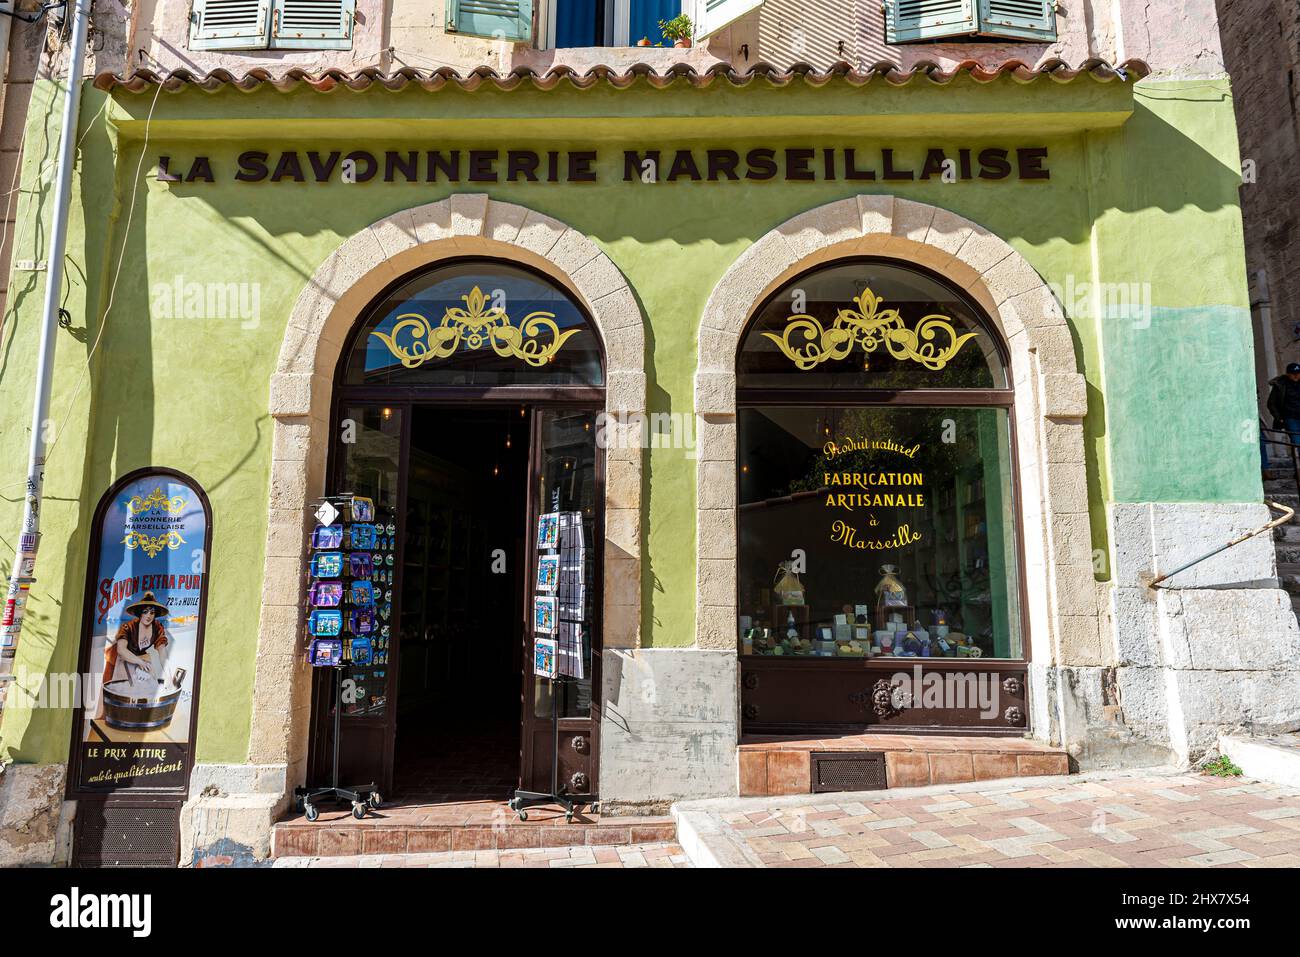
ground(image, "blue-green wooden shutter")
xmin=190 ymin=0 xmax=271 ymax=50
xmin=445 ymin=0 xmax=533 ymax=42
xmin=271 ymin=0 xmax=356 ymax=49
xmin=884 ymin=0 xmax=977 ymax=42
xmin=977 ymin=0 xmax=1056 ymax=40
xmin=695 ymin=0 xmax=765 ymax=39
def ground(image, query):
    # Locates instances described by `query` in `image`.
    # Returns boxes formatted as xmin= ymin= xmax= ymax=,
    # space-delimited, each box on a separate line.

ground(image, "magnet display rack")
xmin=294 ymin=493 xmax=396 ymax=822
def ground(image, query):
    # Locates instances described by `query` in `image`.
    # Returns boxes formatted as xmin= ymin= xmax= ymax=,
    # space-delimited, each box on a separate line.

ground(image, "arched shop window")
xmin=343 ymin=260 xmax=603 ymax=388
xmin=737 ymin=259 xmax=1023 ymax=667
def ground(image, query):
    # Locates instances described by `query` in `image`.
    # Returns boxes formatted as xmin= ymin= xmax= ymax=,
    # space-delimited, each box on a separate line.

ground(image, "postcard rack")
xmin=294 ymin=493 xmax=390 ymax=822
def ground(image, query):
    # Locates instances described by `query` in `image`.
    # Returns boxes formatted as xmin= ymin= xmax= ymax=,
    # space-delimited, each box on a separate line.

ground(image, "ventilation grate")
xmin=811 ymin=752 xmax=888 ymax=794
xmin=73 ymin=801 xmax=180 ymax=868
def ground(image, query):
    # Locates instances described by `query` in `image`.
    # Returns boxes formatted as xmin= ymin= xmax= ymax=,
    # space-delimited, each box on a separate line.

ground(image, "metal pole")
xmin=0 ymin=0 xmax=92 ymax=704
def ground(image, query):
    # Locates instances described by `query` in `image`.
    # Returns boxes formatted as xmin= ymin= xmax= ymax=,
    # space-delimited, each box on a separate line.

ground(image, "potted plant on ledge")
xmin=659 ymin=14 xmax=693 ymax=48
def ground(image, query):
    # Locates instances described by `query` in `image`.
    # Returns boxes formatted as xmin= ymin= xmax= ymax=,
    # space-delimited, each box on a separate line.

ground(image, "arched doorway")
xmin=733 ymin=257 xmax=1029 ymax=731
xmin=309 ymin=257 xmax=608 ymax=799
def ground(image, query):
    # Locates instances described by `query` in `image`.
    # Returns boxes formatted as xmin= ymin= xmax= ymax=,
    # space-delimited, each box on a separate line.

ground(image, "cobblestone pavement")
xmin=674 ymin=770 xmax=1300 ymax=868
xmin=274 ymin=842 xmax=690 ymax=868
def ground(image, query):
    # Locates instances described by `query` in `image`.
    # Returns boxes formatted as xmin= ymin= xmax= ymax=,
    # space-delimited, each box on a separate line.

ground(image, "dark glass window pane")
xmin=738 ymin=406 xmax=1022 ymax=660
xmin=533 ymin=410 xmax=598 ymax=719
xmin=739 ymin=260 xmax=1006 ymax=390
xmin=345 ymin=261 xmax=603 ymax=388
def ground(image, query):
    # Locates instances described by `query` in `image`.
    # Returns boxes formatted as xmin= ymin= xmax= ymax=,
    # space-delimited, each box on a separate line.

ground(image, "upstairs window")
xmin=189 ymin=0 xmax=356 ymax=51
xmin=445 ymin=0 xmax=764 ymax=47
xmin=884 ymin=0 xmax=1057 ymax=43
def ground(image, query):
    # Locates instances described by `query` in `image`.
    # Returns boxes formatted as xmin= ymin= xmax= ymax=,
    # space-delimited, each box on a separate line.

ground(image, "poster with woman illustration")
xmin=76 ymin=472 xmax=211 ymax=793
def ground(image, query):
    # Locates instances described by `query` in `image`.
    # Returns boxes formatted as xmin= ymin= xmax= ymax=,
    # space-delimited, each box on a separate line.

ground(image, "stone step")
xmin=1219 ymin=733 xmax=1300 ymax=788
xmin=1268 ymin=493 xmax=1300 ymax=508
xmin=1274 ymin=523 xmax=1300 ymax=543
xmin=737 ymin=733 xmax=1069 ymax=797
xmin=271 ymin=802 xmax=674 ymax=859
xmin=1277 ymin=563 xmax=1300 ymax=594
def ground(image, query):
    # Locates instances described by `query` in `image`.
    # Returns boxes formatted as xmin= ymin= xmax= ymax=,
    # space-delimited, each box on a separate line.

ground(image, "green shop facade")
xmin=2 ymin=60 xmax=1299 ymax=866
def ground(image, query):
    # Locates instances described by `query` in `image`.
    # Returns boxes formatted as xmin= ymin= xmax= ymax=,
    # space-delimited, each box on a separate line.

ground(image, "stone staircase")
xmin=1266 ymin=467 xmax=1300 ymax=616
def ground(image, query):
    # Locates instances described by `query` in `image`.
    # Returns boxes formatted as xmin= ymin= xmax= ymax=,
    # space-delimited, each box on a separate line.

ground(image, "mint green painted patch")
xmin=1102 ymin=304 xmax=1262 ymax=503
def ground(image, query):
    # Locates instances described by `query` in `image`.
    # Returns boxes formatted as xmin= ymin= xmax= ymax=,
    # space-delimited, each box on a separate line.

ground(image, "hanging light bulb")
xmin=505 ymin=433 xmax=512 ymax=449
xmin=493 ymin=464 xmax=500 ymax=477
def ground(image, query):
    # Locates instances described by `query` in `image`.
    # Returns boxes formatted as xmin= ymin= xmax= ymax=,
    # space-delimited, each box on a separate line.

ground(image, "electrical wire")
xmin=43 ymin=79 xmax=164 ymax=459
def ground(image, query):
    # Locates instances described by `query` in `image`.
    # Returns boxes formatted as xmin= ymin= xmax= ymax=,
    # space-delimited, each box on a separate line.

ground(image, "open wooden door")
xmin=520 ymin=407 xmax=603 ymax=797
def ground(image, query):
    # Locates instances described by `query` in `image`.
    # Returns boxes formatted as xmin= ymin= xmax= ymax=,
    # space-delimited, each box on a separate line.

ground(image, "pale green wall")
xmin=0 ymin=74 xmax=1255 ymax=766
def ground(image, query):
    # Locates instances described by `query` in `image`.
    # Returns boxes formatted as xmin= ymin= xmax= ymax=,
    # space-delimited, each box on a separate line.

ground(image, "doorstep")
xmin=1219 ymin=732 xmax=1300 ymax=788
xmin=271 ymin=799 xmax=675 ymax=859
xmin=738 ymin=733 xmax=1070 ymax=796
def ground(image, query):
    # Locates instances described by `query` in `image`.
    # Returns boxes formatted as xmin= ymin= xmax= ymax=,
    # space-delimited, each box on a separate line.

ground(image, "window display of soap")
xmin=741 ymin=563 xmax=988 ymax=658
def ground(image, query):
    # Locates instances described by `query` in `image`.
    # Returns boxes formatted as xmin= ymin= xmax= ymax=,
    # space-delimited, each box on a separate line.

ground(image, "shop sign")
xmin=155 ymin=144 xmax=1050 ymax=185
xmin=72 ymin=470 xmax=212 ymax=794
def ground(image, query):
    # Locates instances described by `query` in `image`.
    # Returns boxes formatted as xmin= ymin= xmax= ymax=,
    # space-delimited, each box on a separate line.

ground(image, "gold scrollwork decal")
xmin=763 ymin=287 xmax=979 ymax=372
xmin=370 ymin=286 xmax=580 ymax=369
xmin=122 ymin=530 xmax=186 ymax=559
xmin=126 ymin=487 xmax=187 ymax=516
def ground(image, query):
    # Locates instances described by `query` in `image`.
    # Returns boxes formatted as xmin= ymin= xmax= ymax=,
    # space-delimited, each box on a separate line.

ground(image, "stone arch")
xmin=247 ymin=194 xmax=647 ymax=787
xmin=693 ymin=196 xmax=1100 ymax=740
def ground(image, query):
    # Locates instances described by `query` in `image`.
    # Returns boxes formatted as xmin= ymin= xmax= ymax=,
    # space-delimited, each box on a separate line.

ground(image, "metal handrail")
xmin=1260 ymin=417 xmax=1300 ymax=498
xmin=1148 ymin=499 xmax=1295 ymax=588
xmin=1144 ymin=420 xmax=1299 ymax=589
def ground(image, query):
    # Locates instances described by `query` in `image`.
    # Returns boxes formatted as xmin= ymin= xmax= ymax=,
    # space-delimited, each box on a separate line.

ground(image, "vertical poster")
xmin=75 ymin=471 xmax=211 ymax=792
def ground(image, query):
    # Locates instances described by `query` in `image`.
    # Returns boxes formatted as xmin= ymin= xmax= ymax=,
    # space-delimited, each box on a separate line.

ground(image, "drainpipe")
xmin=0 ymin=0 xmax=92 ymax=712
xmin=0 ymin=5 xmax=13 ymax=134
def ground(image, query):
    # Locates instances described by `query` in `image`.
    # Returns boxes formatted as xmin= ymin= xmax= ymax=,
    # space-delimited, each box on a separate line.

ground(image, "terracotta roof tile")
xmin=92 ymin=58 xmax=1150 ymax=94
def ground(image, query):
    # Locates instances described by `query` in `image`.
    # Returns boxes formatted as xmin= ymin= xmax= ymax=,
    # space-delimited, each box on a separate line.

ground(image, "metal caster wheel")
xmin=518 ymin=810 xmax=528 ymax=821
xmin=565 ymin=811 xmax=574 ymax=823
xmin=369 ymin=792 xmax=382 ymax=810
xmin=304 ymin=803 xmax=319 ymax=822
xmin=351 ymin=802 xmax=366 ymax=820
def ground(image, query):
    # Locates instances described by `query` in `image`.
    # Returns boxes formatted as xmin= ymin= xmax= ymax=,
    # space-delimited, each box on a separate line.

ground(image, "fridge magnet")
xmin=350 ymin=635 xmax=373 ymax=665
xmin=308 ymin=637 xmax=343 ymax=666
xmin=350 ymin=496 xmax=375 ymax=522
xmin=348 ymin=608 xmax=376 ymax=635
xmin=349 ymin=580 xmax=375 ymax=606
xmin=311 ymin=552 xmax=344 ymax=578
xmin=310 ymin=581 xmax=344 ymax=607
xmin=533 ymin=596 xmax=557 ymax=634
xmin=348 ymin=523 xmax=377 ymax=550
xmin=312 ymin=524 xmax=344 ymax=549
xmin=348 ymin=552 xmax=373 ymax=578
xmin=536 ymin=554 xmax=559 ymax=593
xmin=308 ymin=609 xmax=343 ymax=637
